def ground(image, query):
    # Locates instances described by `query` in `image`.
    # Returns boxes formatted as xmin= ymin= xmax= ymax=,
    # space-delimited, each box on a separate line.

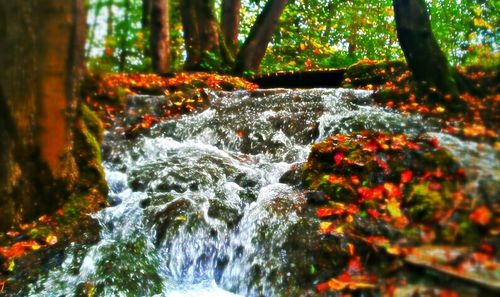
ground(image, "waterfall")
xmin=27 ymin=88 xmax=498 ymax=296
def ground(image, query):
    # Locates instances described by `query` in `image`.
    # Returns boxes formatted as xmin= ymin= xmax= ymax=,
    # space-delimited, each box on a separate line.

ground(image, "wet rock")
xmin=305 ymin=191 xmax=329 ymax=205
xmin=108 ymin=195 xmax=122 ymax=207
xmin=139 ymin=197 xmax=151 ymax=208
xmin=279 ymin=165 xmax=304 ymax=186
xmin=207 ymin=199 xmax=242 ymax=229
xmin=479 ymin=177 xmax=500 ymax=205
xmin=154 ymin=198 xmax=194 ymax=246
xmin=234 ymin=173 xmax=258 ymax=188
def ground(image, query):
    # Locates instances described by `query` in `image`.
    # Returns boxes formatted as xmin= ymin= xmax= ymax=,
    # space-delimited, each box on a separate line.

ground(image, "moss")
xmin=342 ymin=60 xmax=408 ymax=88
xmin=73 ymin=104 xmax=108 ymax=195
xmin=405 ymin=183 xmax=449 ymax=222
xmin=81 ymin=103 xmax=104 ymax=144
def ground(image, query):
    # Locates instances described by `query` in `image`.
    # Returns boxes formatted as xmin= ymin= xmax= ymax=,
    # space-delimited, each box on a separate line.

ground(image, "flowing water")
xmin=27 ymin=89 xmax=498 ymax=296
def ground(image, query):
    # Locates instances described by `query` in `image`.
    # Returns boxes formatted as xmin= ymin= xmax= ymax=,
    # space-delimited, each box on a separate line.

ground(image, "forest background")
xmin=87 ymin=0 xmax=498 ymax=75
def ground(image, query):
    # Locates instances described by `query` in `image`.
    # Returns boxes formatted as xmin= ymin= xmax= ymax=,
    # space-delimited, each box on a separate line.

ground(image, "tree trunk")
xmin=180 ymin=0 xmax=201 ymax=69
xmin=393 ymin=0 xmax=458 ymax=95
xmin=181 ymin=0 xmax=232 ymax=71
xmin=150 ymin=0 xmax=170 ymax=73
xmin=221 ymin=0 xmax=241 ymax=55
xmin=119 ymin=0 xmax=131 ymax=71
xmin=142 ymin=0 xmax=152 ymax=29
xmin=233 ymin=0 xmax=288 ymax=75
xmin=104 ymin=0 xmax=115 ymax=57
xmin=0 ymin=0 xmax=86 ymax=231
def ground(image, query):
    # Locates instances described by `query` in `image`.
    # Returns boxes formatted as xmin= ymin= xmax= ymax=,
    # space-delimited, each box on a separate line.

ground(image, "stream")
xmin=27 ymin=88 xmax=498 ymax=296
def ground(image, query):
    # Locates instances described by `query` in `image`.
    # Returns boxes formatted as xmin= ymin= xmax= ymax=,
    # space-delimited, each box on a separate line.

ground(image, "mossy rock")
xmin=81 ymin=103 xmax=104 ymax=143
xmin=302 ymin=131 xmax=469 ymax=242
xmin=73 ymin=103 xmax=108 ymax=195
xmin=405 ymin=183 xmax=451 ymax=222
xmin=342 ymin=60 xmax=408 ymax=88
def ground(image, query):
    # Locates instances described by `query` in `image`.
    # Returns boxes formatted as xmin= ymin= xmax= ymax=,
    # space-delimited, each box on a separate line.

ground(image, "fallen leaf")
xmin=469 ymin=206 xmax=492 ymax=226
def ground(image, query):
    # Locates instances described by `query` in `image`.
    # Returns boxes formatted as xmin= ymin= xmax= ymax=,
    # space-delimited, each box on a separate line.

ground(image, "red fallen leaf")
xmin=315 ymin=281 xmax=330 ymax=292
xmin=364 ymin=236 xmax=389 ymax=245
xmin=469 ymin=206 xmax=492 ymax=226
xmin=456 ymin=168 xmax=466 ymax=177
xmin=317 ymin=207 xmax=344 ymax=218
xmin=383 ymin=183 xmax=402 ymax=198
xmin=471 ymin=252 xmax=491 ymax=263
xmin=56 ymin=209 xmax=65 ymax=216
xmin=38 ymin=215 xmax=52 ymax=223
xmin=346 ymin=256 xmax=363 ymax=274
xmin=327 ymin=175 xmax=347 ymax=184
xmin=334 ymin=152 xmax=345 ymax=166
xmin=406 ymin=141 xmax=421 ymax=151
xmin=429 ymin=137 xmax=440 ymax=148
xmin=350 ymin=175 xmax=360 ymax=185
xmin=345 ymin=204 xmax=359 ymax=215
xmin=358 ymin=186 xmax=384 ymax=201
xmin=434 ymin=168 xmax=444 ymax=178
xmin=367 ymin=209 xmax=381 ymax=219
xmin=331 ymin=134 xmax=347 ymax=143
xmin=400 ymin=170 xmax=413 ymax=184
xmin=0 ymin=240 xmax=39 ymax=259
xmin=235 ymin=130 xmax=245 ymax=138
xmin=443 ymin=126 xmax=458 ymax=134
xmin=438 ymin=289 xmax=458 ymax=297
xmin=372 ymin=157 xmax=389 ymax=173
xmin=338 ymin=272 xmax=352 ymax=282
xmin=362 ymin=140 xmax=379 ymax=153
xmin=320 ymin=273 xmax=376 ymax=292
xmin=479 ymin=243 xmax=494 ymax=254
xmin=428 ymin=182 xmax=442 ymax=191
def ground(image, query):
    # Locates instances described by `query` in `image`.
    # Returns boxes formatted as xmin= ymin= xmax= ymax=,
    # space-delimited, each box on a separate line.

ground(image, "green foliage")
xmin=85 ymin=0 xmax=498 ymax=73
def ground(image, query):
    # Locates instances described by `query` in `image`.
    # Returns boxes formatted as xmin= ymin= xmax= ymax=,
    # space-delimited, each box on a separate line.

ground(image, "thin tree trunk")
xmin=119 ymin=0 xmax=131 ymax=71
xmin=150 ymin=0 xmax=170 ymax=73
xmin=0 ymin=0 xmax=86 ymax=231
xmin=142 ymin=0 xmax=152 ymax=29
xmin=104 ymin=0 xmax=115 ymax=57
xmin=86 ymin=0 xmax=104 ymax=57
xmin=393 ymin=0 xmax=458 ymax=96
xmin=195 ymin=0 xmax=219 ymax=53
xmin=233 ymin=0 xmax=288 ymax=75
xmin=221 ymin=0 xmax=241 ymax=54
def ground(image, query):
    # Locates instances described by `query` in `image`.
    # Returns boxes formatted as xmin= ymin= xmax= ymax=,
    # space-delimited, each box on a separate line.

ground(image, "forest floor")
xmin=0 ymin=61 xmax=498 ymax=296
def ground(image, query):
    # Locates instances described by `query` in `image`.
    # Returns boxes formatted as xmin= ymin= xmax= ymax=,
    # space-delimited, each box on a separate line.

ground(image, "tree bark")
xmin=221 ymin=0 xmax=241 ymax=55
xmin=233 ymin=0 xmax=288 ymax=75
xmin=104 ymin=0 xmax=115 ymax=57
xmin=0 ymin=0 xmax=86 ymax=231
xmin=393 ymin=0 xmax=458 ymax=95
xmin=119 ymin=0 xmax=131 ymax=71
xmin=142 ymin=0 xmax=152 ymax=29
xmin=181 ymin=0 xmax=233 ymax=71
xmin=180 ymin=0 xmax=201 ymax=69
xmin=150 ymin=0 xmax=170 ymax=73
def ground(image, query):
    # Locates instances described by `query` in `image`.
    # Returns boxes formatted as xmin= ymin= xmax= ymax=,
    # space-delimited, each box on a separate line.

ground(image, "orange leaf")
xmin=400 ymin=170 xmax=413 ymax=184
xmin=334 ymin=152 xmax=345 ymax=166
xmin=317 ymin=207 xmax=343 ymax=218
xmin=469 ymin=206 xmax=492 ymax=226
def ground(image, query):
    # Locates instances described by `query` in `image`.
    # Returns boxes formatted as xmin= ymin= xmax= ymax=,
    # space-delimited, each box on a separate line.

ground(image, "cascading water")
xmin=27 ymin=88 xmax=498 ymax=296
